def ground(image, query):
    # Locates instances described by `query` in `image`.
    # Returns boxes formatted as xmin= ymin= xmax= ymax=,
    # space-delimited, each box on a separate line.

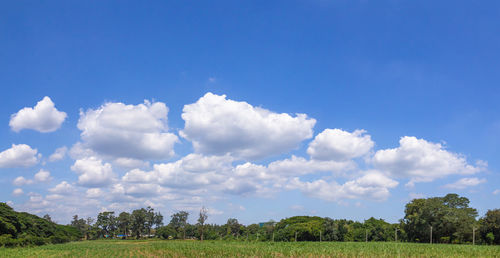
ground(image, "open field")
xmin=1 ymin=240 xmax=500 ymax=257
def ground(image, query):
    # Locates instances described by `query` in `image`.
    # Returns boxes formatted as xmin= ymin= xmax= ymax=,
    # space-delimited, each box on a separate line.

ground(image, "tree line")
xmin=65 ymin=194 xmax=500 ymax=245
xmin=2 ymin=193 xmax=500 ymax=247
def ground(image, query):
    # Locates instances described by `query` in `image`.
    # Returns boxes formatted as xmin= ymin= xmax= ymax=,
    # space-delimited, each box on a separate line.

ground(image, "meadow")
xmin=1 ymin=240 xmax=500 ymax=257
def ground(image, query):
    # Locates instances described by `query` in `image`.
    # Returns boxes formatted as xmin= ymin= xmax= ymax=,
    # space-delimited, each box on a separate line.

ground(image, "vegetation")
xmin=0 ymin=203 xmax=80 ymax=247
xmin=2 ymin=193 xmax=500 ymax=251
xmin=1 ymin=240 xmax=499 ymax=257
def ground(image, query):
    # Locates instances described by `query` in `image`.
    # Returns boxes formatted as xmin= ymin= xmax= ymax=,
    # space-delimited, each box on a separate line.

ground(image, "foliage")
xmin=0 ymin=203 xmax=80 ymax=247
xmin=403 ymin=193 xmax=477 ymax=243
xmin=169 ymin=211 xmax=189 ymax=239
xmin=480 ymin=209 xmax=500 ymax=245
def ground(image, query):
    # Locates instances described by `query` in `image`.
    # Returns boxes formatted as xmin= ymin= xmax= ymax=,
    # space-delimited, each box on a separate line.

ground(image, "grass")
xmin=1 ymin=240 xmax=500 ymax=257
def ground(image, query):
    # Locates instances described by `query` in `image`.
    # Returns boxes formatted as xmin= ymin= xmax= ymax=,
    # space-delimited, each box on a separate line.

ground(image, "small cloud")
xmin=208 ymin=77 xmax=216 ymax=83
xmin=12 ymin=188 xmax=24 ymax=196
xmin=444 ymin=177 xmax=486 ymax=189
xmin=493 ymin=189 xmax=500 ymax=195
xmin=49 ymin=147 xmax=67 ymax=162
xmin=13 ymin=176 xmax=33 ymax=186
xmin=34 ymin=169 xmax=52 ymax=182
xmin=290 ymin=205 xmax=304 ymax=211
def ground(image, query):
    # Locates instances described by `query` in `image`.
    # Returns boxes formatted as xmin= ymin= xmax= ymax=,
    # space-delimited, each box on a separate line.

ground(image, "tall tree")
xmin=96 ymin=211 xmax=116 ymax=237
xmin=170 ymin=211 xmax=189 ymax=239
xmin=226 ymin=218 xmax=241 ymax=237
xmin=43 ymin=214 xmax=52 ymax=222
xmin=153 ymin=211 xmax=164 ymax=229
xmin=197 ymin=207 xmax=208 ymax=241
xmin=145 ymin=206 xmax=155 ymax=236
xmin=480 ymin=209 xmax=500 ymax=244
xmin=70 ymin=215 xmax=88 ymax=239
xmin=131 ymin=208 xmax=147 ymax=238
xmin=117 ymin=212 xmax=131 ymax=237
xmin=403 ymin=194 xmax=477 ymax=243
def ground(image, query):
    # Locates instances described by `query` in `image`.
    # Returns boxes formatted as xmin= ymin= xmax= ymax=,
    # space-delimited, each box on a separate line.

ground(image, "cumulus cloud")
xmin=13 ymin=176 xmax=33 ymax=186
xmin=77 ymin=100 xmax=178 ymax=160
xmin=0 ymin=144 xmax=39 ymax=168
xmin=267 ymin=155 xmax=355 ymax=178
xmin=113 ymin=158 xmax=149 ymax=169
xmin=48 ymin=147 xmax=67 ymax=162
xmin=9 ymin=96 xmax=67 ymax=133
xmin=373 ymin=136 xmax=483 ymax=183
xmin=34 ymin=169 xmax=52 ymax=182
xmin=86 ymin=188 xmax=104 ymax=198
xmin=307 ymin=129 xmax=374 ymax=161
xmin=180 ymin=93 xmax=316 ymax=160
xmin=12 ymin=188 xmax=24 ymax=196
xmin=71 ymin=157 xmax=116 ymax=187
xmin=123 ymin=154 xmax=232 ymax=189
xmin=444 ymin=177 xmax=486 ymax=189
xmin=49 ymin=181 xmax=76 ymax=194
xmin=12 ymin=170 xmax=51 ymax=186
xmin=286 ymin=171 xmax=398 ymax=202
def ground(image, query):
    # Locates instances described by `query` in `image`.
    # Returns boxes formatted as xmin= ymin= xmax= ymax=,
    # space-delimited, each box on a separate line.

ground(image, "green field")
xmin=1 ymin=240 xmax=500 ymax=257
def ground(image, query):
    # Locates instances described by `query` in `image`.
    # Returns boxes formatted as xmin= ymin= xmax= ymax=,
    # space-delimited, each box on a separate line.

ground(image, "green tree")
xmin=116 ymin=212 xmax=131 ymax=237
xmin=169 ymin=211 xmax=189 ymax=239
xmin=96 ymin=211 xmax=116 ymax=238
xmin=480 ymin=209 xmax=500 ymax=244
xmin=131 ymin=208 xmax=147 ymax=238
xmin=403 ymin=194 xmax=478 ymax=243
xmin=197 ymin=207 xmax=208 ymax=241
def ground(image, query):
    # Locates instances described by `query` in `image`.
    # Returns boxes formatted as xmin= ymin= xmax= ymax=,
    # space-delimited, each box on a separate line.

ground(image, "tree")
xmin=197 ymin=207 xmax=208 ymax=241
xmin=153 ymin=211 xmax=164 ymax=230
xmin=226 ymin=218 xmax=241 ymax=237
xmin=170 ymin=211 xmax=189 ymax=239
xmin=43 ymin=214 xmax=53 ymax=223
xmin=480 ymin=209 xmax=500 ymax=244
xmin=117 ymin=212 xmax=131 ymax=237
xmin=96 ymin=211 xmax=116 ymax=238
xmin=131 ymin=208 xmax=147 ymax=238
xmin=403 ymin=194 xmax=478 ymax=243
xmin=70 ymin=215 xmax=88 ymax=239
xmin=145 ymin=207 xmax=155 ymax=236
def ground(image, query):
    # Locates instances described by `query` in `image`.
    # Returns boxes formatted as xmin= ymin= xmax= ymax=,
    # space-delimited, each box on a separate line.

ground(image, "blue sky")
xmin=1 ymin=0 xmax=499 ymax=224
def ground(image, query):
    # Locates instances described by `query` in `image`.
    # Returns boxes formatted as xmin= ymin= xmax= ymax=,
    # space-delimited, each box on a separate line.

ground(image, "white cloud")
xmin=12 ymin=188 xmax=24 ymax=196
xmin=180 ymin=92 xmax=316 ymax=160
xmin=13 ymin=176 xmax=33 ymax=186
xmin=49 ymin=181 xmax=75 ymax=194
xmin=493 ymin=189 xmax=500 ymax=195
xmin=286 ymin=171 xmax=398 ymax=202
xmin=9 ymin=96 xmax=67 ymax=133
xmin=113 ymin=158 xmax=149 ymax=169
xmin=267 ymin=155 xmax=355 ymax=177
xmin=307 ymin=129 xmax=374 ymax=161
xmin=34 ymin=169 xmax=52 ymax=182
xmin=12 ymin=170 xmax=51 ymax=186
xmin=71 ymin=157 xmax=116 ymax=187
xmin=0 ymin=144 xmax=39 ymax=168
xmin=444 ymin=177 xmax=486 ymax=189
xmin=77 ymin=100 xmax=178 ymax=160
xmin=86 ymin=188 xmax=104 ymax=198
xmin=373 ymin=136 xmax=482 ymax=183
xmin=48 ymin=147 xmax=67 ymax=162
